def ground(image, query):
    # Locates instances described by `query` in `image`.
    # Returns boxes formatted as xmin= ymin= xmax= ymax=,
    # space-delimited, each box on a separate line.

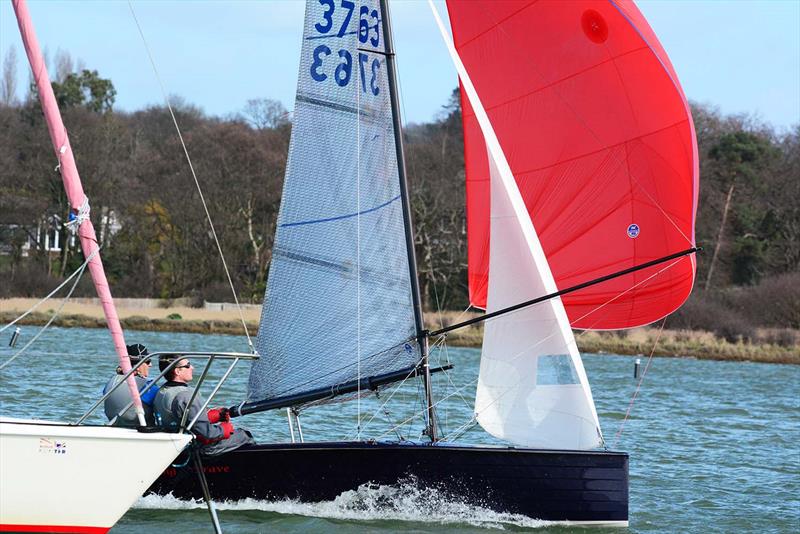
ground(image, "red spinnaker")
xmin=446 ymin=0 xmax=698 ymax=329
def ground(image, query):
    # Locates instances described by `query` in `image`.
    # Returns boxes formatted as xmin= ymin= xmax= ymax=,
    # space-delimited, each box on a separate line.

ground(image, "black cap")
xmin=159 ymin=353 xmax=179 ymax=373
xmin=126 ymin=343 xmax=150 ymax=364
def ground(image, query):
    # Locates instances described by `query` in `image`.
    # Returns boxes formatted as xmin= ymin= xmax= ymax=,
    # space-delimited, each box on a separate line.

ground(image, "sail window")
xmin=536 ymin=354 xmax=580 ymax=386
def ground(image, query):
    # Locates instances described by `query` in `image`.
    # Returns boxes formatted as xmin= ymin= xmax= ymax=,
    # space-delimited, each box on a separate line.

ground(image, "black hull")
xmin=148 ymin=442 xmax=628 ymax=524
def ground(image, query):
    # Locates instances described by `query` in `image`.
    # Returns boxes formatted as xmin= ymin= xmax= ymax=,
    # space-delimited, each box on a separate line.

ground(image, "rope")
xmin=0 ymin=250 xmax=94 ymax=371
xmin=346 ymin=365 xmax=418 ymax=440
xmin=611 ymin=318 xmax=667 ymax=449
xmin=366 ymin=257 xmax=686 ymax=443
xmin=348 ymin=334 xmax=456 ymax=441
xmin=463 ymin=257 xmax=687 ymax=432
xmin=127 ymin=2 xmax=253 ymax=350
xmin=384 ymin=258 xmax=686 ymax=443
xmin=64 ymin=196 xmax=90 ymax=234
xmin=0 ymin=250 xmax=96 ymax=334
xmin=444 ymin=415 xmax=478 ymax=442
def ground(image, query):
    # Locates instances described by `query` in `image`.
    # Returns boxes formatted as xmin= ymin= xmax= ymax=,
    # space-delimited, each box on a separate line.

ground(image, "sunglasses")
xmin=175 ymin=363 xmax=193 ymax=370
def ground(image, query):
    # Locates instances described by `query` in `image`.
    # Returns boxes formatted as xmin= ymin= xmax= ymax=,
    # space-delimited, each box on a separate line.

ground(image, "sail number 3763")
xmin=310 ymin=0 xmax=382 ymax=96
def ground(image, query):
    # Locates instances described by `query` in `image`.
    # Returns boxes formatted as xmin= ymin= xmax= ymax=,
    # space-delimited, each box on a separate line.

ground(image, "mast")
xmin=13 ymin=0 xmax=146 ymax=426
xmin=379 ymin=0 xmax=437 ymax=442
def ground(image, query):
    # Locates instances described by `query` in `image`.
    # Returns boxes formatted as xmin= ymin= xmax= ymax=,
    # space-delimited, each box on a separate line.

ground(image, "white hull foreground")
xmin=0 ymin=418 xmax=191 ymax=533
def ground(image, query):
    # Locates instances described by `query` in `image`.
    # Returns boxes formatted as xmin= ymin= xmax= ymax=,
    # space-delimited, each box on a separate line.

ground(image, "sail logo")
xmin=38 ymin=438 xmax=67 ymax=455
xmin=627 ymin=224 xmax=640 ymax=238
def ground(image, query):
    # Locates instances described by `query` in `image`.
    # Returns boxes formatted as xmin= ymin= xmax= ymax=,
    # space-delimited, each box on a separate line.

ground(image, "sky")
xmin=0 ymin=0 xmax=798 ymax=133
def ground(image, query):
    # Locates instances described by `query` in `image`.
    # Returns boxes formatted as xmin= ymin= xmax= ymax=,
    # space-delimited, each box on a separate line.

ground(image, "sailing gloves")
xmin=207 ymin=407 xmax=233 ymax=440
xmin=219 ymin=421 xmax=234 ymax=439
xmin=207 ymin=407 xmax=231 ymax=424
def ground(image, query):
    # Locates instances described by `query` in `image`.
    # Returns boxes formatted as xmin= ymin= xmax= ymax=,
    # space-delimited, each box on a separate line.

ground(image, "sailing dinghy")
xmin=0 ymin=2 xmax=194 ymax=532
xmin=149 ymin=0 xmax=698 ymax=525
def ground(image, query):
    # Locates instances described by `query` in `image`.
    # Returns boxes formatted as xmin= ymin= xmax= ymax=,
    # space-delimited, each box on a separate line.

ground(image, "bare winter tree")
xmin=1 ymin=46 xmax=18 ymax=106
xmin=241 ymin=98 xmax=289 ymax=130
xmin=53 ymin=49 xmax=74 ymax=83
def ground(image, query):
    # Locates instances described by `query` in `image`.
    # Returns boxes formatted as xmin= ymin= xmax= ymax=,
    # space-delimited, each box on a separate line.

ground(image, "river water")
xmin=0 ymin=326 xmax=798 ymax=533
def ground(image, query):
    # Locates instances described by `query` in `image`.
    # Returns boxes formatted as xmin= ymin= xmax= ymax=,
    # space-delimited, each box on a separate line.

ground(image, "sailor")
xmin=154 ymin=354 xmax=254 ymax=455
xmin=102 ymin=343 xmax=159 ymax=426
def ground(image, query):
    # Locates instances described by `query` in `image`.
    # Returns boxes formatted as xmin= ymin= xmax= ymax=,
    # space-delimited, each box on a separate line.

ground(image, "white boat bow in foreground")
xmin=0 ymin=418 xmax=191 ymax=533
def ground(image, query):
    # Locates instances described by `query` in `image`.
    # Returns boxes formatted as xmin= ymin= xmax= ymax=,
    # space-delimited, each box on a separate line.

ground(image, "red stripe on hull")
xmin=0 ymin=524 xmax=108 ymax=533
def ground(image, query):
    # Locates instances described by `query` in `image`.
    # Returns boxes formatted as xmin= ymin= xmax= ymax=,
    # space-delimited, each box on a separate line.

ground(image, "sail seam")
xmin=457 ymin=0 xmax=696 ymax=264
xmin=461 ymin=46 xmax=650 ymax=120
xmin=454 ymin=1 xmax=540 ymax=50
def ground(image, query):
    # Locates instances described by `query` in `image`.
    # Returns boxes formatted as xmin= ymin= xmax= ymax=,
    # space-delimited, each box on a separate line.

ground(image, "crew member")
xmin=103 ymin=343 xmax=159 ymax=426
xmin=154 ymin=354 xmax=254 ymax=455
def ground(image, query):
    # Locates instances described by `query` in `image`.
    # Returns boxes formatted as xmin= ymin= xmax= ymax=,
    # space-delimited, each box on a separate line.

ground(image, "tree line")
xmin=0 ymin=65 xmax=797 ymax=331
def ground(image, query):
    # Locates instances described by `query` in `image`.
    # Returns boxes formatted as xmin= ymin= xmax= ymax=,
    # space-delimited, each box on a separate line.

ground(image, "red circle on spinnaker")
xmin=581 ymin=9 xmax=608 ymax=44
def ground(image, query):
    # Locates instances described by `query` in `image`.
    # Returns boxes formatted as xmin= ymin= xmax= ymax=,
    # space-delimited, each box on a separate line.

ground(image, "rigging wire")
xmin=611 ymin=317 xmax=667 ymax=449
xmin=444 ymin=415 xmax=478 ymax=442
xmin=344 ymin=366 xmax=418 ymax=441
xmin=127 ymin=2 xmax=253 ymax=350
xmin=374 ymin=373 xmax=476 ymax=441
xmin=356 ymin=39 xmax=362 ymax=441
xmin=464 ymin=257 xmax=687 ymax=432
xmin=0 ymin=249 xmax=96 ymax=371
xmin=0 ymin=249 xmax=97 ymax=335
xmin=379 ymin=257 xmax=688 ymax=442
xmin=351 ymin=334 xmax=448 ymax=439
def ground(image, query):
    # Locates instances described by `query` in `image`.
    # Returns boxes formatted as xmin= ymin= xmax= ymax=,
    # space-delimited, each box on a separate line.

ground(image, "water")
xmin=1 ymin=326 xmax=798 ymax=533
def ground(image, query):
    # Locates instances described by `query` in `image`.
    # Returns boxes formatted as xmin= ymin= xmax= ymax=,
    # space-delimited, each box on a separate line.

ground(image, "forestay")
xmin=247 ymin=0 xmax=420 ymax=405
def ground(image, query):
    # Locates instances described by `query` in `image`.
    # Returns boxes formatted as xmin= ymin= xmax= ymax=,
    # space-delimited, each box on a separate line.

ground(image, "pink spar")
xmin=12 ymin=0 xmax=146 ymax=425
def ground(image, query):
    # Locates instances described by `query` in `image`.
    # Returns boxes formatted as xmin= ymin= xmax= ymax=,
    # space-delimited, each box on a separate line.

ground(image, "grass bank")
xmin=2 ymin=309 xmax=798 ymax=365
xmin=424 ymin=311 xmax=800 ymax=365
xmin=0 ymin=311 xmax=259 ymax=336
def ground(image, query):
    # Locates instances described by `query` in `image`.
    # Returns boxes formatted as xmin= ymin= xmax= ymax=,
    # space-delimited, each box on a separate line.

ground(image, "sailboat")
xmin=0 ymin=1 xmax=192 ymax=532
xmin=149 ymin=0 xmax=698 ymax=525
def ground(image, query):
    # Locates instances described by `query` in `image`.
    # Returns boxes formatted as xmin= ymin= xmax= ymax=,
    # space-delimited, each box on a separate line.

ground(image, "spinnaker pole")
xmin=430 ymin=247 xmax=702 ymax=337
xmin=379 ymin=0 xmax=438 ymax=442
xmin=13 ymin=0 xmax=146 ymax=426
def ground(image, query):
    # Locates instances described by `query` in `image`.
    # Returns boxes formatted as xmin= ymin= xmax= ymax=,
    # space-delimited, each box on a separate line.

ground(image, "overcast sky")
xmin=1 ymin=0 xmax=798 ymax=132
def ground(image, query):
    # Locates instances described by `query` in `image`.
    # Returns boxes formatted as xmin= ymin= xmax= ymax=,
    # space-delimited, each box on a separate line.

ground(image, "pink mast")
xmin=13 ymin=0 xmax=146 ymax=425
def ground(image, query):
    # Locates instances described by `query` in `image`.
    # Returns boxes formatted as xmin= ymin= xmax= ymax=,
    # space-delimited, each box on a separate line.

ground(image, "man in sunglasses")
xmin=103 ymin=343 xmax=159 ymax=426
xmin=154 ymin=354 xmax=254 ymax=455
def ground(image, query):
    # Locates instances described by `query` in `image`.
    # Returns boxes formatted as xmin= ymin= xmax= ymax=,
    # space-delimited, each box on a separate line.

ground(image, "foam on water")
xmin=134 ymin=479 xmax=552 ymax=530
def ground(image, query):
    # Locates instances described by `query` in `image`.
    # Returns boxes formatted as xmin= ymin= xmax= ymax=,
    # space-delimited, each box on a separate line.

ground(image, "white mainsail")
xmin=429 ymin=1 xmax=602 ymax=449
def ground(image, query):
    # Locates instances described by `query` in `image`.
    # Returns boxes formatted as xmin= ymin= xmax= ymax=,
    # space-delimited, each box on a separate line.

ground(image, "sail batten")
xmin=247 ymin=0 xmax=419 ymax=406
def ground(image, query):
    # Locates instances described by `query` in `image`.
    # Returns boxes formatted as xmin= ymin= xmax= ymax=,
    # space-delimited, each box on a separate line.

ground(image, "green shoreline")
xmin=3 ymin=311 xmax=798 ymax=365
